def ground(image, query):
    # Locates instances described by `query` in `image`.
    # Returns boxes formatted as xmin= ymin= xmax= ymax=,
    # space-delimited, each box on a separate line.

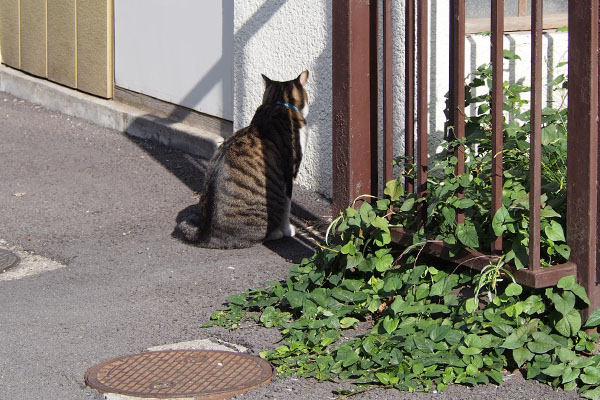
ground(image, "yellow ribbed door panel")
xmin=47 ymin=0 xmax=76 ymax=88
xmin=0 ymin=0 xmax=20 ymax=68
xmin=76 ymin=0 xmax=113 ymax=98
xmin=20 ymin=0 xmax=47 ymax=77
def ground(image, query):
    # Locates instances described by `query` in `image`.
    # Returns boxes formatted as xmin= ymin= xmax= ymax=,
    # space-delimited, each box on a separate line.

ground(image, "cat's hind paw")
xmin=266 ymin=229 xmax=284 ymax=242
xmin=282 ymin=223 xmax=296 ymax=237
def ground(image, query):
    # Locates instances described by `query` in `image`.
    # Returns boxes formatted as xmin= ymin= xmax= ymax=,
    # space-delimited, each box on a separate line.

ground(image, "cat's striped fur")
xmin=176 ymin=71 xmax=309 ymax=248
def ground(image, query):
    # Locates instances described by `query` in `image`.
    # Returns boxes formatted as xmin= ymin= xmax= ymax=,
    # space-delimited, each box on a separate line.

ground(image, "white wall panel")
xmin=115 ymin=0 xmax=233 ymax=120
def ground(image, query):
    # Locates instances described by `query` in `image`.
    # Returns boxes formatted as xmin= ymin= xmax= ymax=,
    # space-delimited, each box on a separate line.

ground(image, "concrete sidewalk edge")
xmin=0 ymin=65 xmax=223 ymax=159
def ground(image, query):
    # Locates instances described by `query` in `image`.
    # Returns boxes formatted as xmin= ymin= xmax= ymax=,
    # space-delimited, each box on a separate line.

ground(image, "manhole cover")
xmin=85 ymin=350 xmax=273 ymax=399
xmin=0 ymin=248 xmax=19 ymax=273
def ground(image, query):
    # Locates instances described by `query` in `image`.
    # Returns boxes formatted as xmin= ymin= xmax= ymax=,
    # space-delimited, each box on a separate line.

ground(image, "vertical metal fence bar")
xmin=529 ymin=0 xmax=543 ymax=270
xmin=491 ymin=0 xmax=504 ymax=254
xmin=568 ymin=0 xmax=599 ymax=313
xmin=383 ymin=0 xmax=394 ymax=186
xmin=417 ymin=0 xmax=428 ymax=225
xmin=332 ymin=1 xmax=376 ymax=213
xmin=370 ymin=0 xmax=380 ymax=196
xmin=405 ymin=0 xmax=415 ymax=193
xmin=451 ymin=0 xmax=466 ymax=225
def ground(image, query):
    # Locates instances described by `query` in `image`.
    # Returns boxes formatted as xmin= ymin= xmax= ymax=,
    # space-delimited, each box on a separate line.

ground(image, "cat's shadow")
xmin=127 ymin=135 xmax=329 ymax=263
xmin=172 ymin=202 xmax=324 ymax=264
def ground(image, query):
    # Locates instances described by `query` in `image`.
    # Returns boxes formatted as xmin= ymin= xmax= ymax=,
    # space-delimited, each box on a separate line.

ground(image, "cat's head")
xmin=261 ymin=71 xmax=309 ymax=118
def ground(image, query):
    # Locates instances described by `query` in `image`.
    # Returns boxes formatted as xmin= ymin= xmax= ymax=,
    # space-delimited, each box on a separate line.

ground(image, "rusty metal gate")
xmin=332 ymin=0 xmax=600 ymax=314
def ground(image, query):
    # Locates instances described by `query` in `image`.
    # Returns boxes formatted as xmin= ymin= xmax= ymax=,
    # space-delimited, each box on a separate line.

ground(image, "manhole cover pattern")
xmin=85 ymin=350 xmax=273 ymax=399
xmin=0 ymin=248 xmax=19 ymax=273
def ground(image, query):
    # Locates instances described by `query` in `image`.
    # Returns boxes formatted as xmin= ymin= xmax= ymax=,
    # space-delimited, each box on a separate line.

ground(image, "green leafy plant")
xmin=394 ymin=53 xmax=569 ymax=269
xmin=207 ymin=201 xmax=600 ymax=397
xmin=203 ymin=57 xmax=598 ymax=397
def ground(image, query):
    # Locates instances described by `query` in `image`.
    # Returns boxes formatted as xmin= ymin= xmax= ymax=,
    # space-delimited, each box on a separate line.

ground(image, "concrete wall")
xmin=114 ymin=0 xmax=234 ymax=121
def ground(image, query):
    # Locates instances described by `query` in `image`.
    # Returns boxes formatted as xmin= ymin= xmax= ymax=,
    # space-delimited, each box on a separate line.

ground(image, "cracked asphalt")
xmin=0 ymin=92 xmax=580 ymax=399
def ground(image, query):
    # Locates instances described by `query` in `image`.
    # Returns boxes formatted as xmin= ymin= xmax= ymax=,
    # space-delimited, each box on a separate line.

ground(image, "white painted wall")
xmin=232 ymin=0 xmax=568 ymax=199
xmin=233 ymin=0 xmax=332 ymax=197
xmin=114 ymin=0 xmax=233 ymax=120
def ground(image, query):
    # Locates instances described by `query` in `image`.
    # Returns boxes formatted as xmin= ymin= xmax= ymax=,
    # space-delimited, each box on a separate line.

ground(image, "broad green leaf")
xmin=554 ymin=244 xmax=571 ymax=260
xmin=430 ymin=325 xmax=451 ymax=342
xmin=551 ymin=291 xmax=576 ymax=315
xmin=359 ymin=201 xmax=376 ymax=224
xmin=558 ymin=275 xmax=590 ymax=304
xmin=374 ymin=253 xmax=394 ymax=272
xmin=540 ymin=206 xmax=561 ymax=218
xmin=414 ymin=336 xmax=437 ymax=353
xmin=442 ymin=207 xmax=456 ymax=226
xmin=464 ymin=334 xmax=483 ymax=348
xmin=503 ymin=49 xmax=521 ymax=60
xmin=399 ymin=197 xmax=416 ymax=212
xmin=501 ymin=332 xmax=525 ymax=350
xmin=362 ymin=336 xmax=378 ymax=355
xmin=527 ymin=332 xmax=558 ymax=353
xmin=456 ymin=223 xmax=480 ymax=249
xmin=557 ymin=347 xmax=577 ymax=363
xmin=465 ymin=297 xmax=478 ymax=313
xmin=340 ymin=241 xmax=357 ymax=255
xmin=412 ymin=362 xmax=425 ymax=375
xmin=581 ymin=366 xmax=600 ymax=385
xmin=544 ymin=220 xmax=566 ymax=242
xmin=505 ymin=283 xmax=523 ymax=297
xmin=492 ymin=206 xmax=509 ymax=236
xmin=455 ymin=198 xmax=475 ymax=209
xmin=372 ymin=216 xmax=390 ymax=232
xmin=331 ymin=288 xmax=354 ymax=303
xmin=541 ymin=364 xmax=565 ymax=377
xmin=227 ymin=293 xmax=249 ymax=306
xmin=561 ymin=367 xmax=579 ymax=384
xmin=336 ymin=345 xmax=360 ymax=367
xmin=458 ymin=345 xmax=482 ymax=355
xmin=512 ymin=347 xmax=534 ymax=367
xmin=340 ymin=317 xmax=359 ymax=329
xmin=390 ymin=296 xmax=405 ymax=314
xmin=383 ymin=315 xmax=399 ymax=334
xmin=286 ymin=291 xmax=305 ymax=309
xmin=585 ymin=307 xmax=600 ymax=328
xmin=556 ymin=309 xmax=582 ymax=337
xmin=384 ymin=179 xmax=403 ymax=201
xmin=376 ymin=198 xmax=391 ymax=211
xmin=581 ymin=386 xmax=600 ymax=400
xmin=487 ymin=369 xmax=503 ymax=385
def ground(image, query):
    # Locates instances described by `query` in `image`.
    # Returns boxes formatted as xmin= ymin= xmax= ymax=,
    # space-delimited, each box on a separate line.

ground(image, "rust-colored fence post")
xmin=332 ymin=1 xmax=378 ymax=213
xmin=567 ymin=0 xmax=600 ymax=315
xmin=490 ymin=1 xmax=504 ymax=254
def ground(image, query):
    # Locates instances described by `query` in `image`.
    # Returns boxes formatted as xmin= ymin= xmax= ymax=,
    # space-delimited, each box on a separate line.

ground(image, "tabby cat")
xmin=176 ymin=70 xmax=309 ymax=248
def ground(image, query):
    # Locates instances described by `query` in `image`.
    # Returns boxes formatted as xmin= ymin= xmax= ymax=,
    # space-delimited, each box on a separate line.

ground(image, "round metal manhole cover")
xmin=85 ymin=350 xmax=273 ymax=399
xmin=0 ymin=248 xmax=19 ymax=273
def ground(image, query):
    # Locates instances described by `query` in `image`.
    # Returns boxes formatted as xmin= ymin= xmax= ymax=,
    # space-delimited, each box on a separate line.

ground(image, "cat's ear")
xmin=261 ymin=74 xmax=272 ymax=85
xmin=297 ymin=70 xmax=309 ymax=87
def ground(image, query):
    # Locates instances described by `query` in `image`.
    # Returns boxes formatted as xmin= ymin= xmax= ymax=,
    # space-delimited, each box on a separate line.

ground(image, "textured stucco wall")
xmin=233 ymin=0 xmax=332 ymax=198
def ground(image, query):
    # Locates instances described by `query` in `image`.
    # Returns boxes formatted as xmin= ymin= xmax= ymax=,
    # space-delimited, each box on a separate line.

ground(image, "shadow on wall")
xmin=234 ymin=0 xmax=333 ymax=199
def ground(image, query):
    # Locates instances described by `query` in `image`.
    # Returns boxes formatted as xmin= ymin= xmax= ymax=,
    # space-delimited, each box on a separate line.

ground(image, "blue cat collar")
xmin=275 ymin=101 xmax=299 ymax=112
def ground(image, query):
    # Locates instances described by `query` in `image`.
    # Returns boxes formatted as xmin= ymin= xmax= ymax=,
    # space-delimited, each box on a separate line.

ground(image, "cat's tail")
xmin=175 ymin=212 xmax=205 ymax=243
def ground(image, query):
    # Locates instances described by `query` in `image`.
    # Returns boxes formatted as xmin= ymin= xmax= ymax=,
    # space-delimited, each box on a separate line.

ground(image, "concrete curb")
xmin=0 ymin=65 xmax=223 ymax=159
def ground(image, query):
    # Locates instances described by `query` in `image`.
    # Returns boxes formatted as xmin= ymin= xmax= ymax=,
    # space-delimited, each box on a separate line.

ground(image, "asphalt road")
xmin=0 ymin=93 xmax=580 ymax=399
